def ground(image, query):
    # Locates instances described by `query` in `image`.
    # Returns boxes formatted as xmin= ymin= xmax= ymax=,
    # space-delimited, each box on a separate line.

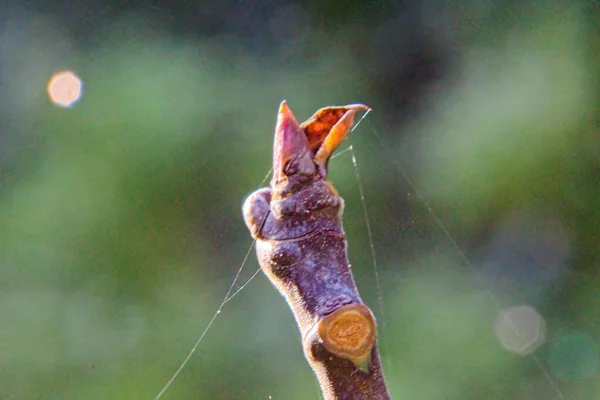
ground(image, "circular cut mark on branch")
xmin=318 ymin=303 xmax=376 ymax=364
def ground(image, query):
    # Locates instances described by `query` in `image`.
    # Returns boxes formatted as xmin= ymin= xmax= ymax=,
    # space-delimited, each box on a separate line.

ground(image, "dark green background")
xmin=1 ymin=1 xmax=599 ymax=399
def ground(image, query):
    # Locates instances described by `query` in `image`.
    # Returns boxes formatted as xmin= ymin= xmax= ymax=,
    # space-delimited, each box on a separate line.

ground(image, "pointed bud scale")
xmin=300 ymin=104 xmax=370 ymax=176
xmin=271 ymin=101 xmax=370 ymax=195
xmin=272 ymin=100 xmax=316 ymax=192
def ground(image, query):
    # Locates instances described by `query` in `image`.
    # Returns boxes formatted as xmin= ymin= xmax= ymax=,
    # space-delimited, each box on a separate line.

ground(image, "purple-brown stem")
xmin=243 ymin=101 xmax=390 ymax=400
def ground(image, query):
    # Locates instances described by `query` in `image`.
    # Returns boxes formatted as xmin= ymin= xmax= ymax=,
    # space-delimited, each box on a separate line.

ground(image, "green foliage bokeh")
xmin=2 ymin=3 xmax=599 ymax=399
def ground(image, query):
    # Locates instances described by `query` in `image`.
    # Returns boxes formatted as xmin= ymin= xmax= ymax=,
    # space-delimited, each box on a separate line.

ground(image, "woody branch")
xmin=243 ymin=101 xmax=390 ymax=400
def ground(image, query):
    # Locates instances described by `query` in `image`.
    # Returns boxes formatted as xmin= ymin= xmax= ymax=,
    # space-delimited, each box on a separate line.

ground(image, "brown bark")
xmin=243 ymin=101 xmax=390 ymax=400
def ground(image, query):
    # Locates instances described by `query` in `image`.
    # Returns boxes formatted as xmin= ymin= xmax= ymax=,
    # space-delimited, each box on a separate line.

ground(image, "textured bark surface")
xmin=243 ymin=102 xmax=390 ymax=400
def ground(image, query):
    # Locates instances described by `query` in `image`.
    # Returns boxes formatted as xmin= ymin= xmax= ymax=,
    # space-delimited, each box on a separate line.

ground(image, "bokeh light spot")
xmin=494 ymin=305 xmax=546 ymax=355
xmin=47 ymin=70 xmax=83 ymax=108
xmin=549 ymin=332 xmax=598 ymax=383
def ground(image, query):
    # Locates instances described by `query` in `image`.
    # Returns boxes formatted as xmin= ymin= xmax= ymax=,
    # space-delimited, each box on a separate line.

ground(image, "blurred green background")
xmin=1 ymin=1 xmax=599 ymax=399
